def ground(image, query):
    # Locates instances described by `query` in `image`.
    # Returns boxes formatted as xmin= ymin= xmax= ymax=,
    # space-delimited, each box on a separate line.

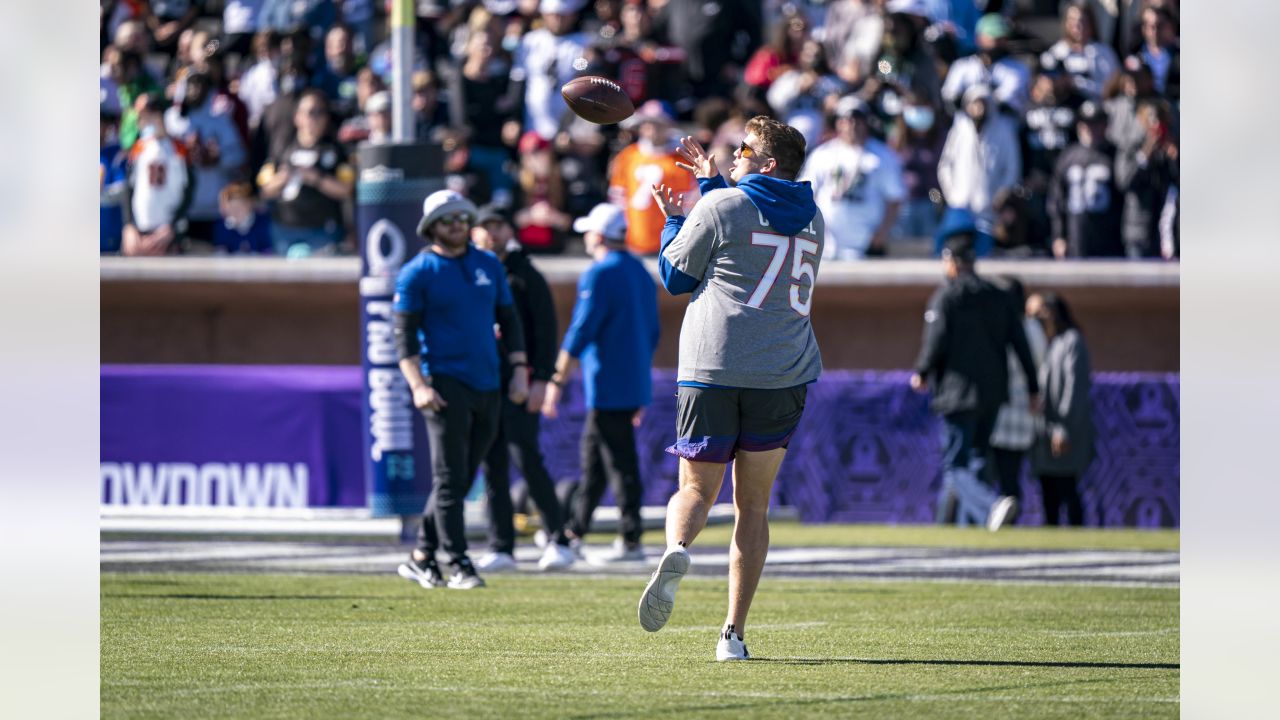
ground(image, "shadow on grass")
xmin=754 ymin=657 xmax=1178 ymax=670
xmin=569 ymin=676 xmax=1152 ymax=719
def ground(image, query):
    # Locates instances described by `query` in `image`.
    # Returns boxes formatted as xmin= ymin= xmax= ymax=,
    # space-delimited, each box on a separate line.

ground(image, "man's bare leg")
xmin=724 ymin=448 xmax=786 ymax=637
xmin=666 ymin=459 xmax=728 ymax=548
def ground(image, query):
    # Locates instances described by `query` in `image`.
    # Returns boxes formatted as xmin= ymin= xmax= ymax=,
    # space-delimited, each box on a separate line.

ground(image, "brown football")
xmin=561 ymin=75 xmax=635 ymax=125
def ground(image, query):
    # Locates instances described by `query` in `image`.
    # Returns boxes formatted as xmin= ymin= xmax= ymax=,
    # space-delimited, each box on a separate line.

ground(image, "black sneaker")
xmin=397 ymin=553 xmax=445 ymax=589
xmin=447 ymin=558 xmax=486 ymax=590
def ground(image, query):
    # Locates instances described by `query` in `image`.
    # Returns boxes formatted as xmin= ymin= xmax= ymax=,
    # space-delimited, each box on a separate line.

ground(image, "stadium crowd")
xmin=99 ymin=0 xmax=1180 ymax=260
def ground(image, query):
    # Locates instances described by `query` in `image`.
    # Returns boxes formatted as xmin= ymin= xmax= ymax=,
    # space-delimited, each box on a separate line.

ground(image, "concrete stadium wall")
xmin=101 ymin=258 xmax=1179 ymax=372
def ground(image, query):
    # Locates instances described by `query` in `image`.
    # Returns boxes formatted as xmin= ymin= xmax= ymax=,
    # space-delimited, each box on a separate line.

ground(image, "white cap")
xmin=573 ymin=203 xmax=628 ymax=242
xmin=886 ymin=0 xmax=932 ymax=18
xmin=417 ymin=190 xmax=477 ymax=236
xmin=540 ymin=0 xmax=586 ymax=15
xmin=962 ymin=83 xmax=993 ymax=106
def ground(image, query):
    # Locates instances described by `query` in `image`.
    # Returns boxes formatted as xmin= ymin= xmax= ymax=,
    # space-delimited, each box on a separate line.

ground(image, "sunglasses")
xmin=738 ymin=141 xmax=768 ymax=159
xmin=435 ymin=214 xmax=471 ymax=227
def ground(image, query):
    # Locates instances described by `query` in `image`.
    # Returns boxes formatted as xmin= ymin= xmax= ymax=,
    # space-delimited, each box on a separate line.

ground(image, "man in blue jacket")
xmin=394 ymin=190 xmax=530 ymax=591
xmin=642 ymin=117 xmax=824 ymax=662
xmin=542 ymin=203 xmax=660 ymax=565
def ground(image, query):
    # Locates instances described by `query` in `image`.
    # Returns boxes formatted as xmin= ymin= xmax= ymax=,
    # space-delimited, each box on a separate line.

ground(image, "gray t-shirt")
xmin=661 ymin=188 xmax=825 ymax=389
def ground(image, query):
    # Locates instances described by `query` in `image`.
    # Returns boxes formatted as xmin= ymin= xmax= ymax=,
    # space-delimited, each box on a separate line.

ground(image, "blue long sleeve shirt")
xmin=561 ymin=249 xmax=660 ymax=410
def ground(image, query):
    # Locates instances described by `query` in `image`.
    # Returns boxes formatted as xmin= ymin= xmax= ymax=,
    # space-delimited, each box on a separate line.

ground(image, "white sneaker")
xmin=987 ymin=496 xmax=1019 ymax=532
xmin=637 ymin=545 xmax=691 ymax=632
xmin=533 ymin=529 xmax=550 ymax=549
xmin=716 ymin=631 xmax=750 ymax=662
xmin=475 ymin=552 xmax=517 ymax=573
xmin=537 ymin=542 xmax=576 ymax=571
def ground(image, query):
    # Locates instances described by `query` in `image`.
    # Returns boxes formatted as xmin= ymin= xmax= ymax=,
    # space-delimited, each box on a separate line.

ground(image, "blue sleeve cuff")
xmin=658 ymin=216 xmax=699 ymax=295
xmin=698 ymin=175 xmax=729 ymax=194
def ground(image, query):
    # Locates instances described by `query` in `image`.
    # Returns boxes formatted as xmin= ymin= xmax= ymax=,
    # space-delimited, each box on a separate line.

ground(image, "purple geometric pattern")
xmin=534 ymin=370 xmax=1180 ymax=529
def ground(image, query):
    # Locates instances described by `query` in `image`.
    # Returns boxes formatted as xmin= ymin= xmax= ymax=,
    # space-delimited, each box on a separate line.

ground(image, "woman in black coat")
xmin=1027 ymin=292 xmax=1096 ymax=526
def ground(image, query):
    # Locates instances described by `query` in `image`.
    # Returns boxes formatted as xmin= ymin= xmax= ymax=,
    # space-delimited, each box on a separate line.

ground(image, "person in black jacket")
xmin=1048 ymin=100 xmax=1124 ymax=258
xmin=470 ymin=204 xmax=578 ymax=572
xmin=911 ymin=225 xmax=1039 ymax=531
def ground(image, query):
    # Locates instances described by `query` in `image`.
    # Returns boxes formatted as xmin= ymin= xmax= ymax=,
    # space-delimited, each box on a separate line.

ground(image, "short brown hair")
xmin=745 ymin=115 xmax=807 ymax=180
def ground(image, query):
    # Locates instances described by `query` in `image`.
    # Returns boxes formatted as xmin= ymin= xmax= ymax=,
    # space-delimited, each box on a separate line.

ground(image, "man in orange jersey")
xmin=608 ymin=100 xmax=698 ymax=255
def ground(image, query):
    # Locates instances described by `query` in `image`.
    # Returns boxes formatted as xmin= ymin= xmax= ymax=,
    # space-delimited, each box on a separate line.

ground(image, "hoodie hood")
xmin=736 ymin=174 xmax=818 ymax=236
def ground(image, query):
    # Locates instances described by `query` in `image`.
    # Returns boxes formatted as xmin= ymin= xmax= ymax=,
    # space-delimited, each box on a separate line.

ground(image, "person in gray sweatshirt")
xmin=636 ymin=115 xmax=823 ymax=662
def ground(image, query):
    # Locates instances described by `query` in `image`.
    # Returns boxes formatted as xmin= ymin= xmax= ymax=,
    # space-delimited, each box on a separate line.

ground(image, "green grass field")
xmin=102 ymin=558 xmax=1179 ymax=718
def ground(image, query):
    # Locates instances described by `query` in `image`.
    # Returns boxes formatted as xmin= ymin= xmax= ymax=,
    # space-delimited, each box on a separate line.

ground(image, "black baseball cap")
xmin=475 ymin=203 xmax=513 ymax=226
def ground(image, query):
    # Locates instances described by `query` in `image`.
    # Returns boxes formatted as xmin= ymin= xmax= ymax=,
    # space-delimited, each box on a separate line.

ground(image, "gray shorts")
xmin=665 ymin=385 xmax=808 ymax=464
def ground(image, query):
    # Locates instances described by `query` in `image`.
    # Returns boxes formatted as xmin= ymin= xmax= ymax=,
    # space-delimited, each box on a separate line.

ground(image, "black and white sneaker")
xmin=716 ymin=628 xmax=750 ymax=662
xmin=447 ymin=559 xmax=486 ymax=590
xmin=397 ymin=554 xmax=445 ymax=589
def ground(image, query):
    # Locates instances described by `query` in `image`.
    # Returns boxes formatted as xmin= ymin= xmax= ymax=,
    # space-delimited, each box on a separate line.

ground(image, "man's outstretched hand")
xmin=674 ymin=135 xmax=720 ymax=180
xmin=650 ymin=183 xmax=685 ymax=219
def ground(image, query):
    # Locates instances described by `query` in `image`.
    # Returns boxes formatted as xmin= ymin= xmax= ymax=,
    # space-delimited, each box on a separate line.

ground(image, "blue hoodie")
xmin=658 ymin=173 xmax=819 ymax=294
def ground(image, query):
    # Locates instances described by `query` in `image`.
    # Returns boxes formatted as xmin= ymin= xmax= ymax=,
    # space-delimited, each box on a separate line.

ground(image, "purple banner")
xmin=100 ymin=366 xmax=1179 ymax=527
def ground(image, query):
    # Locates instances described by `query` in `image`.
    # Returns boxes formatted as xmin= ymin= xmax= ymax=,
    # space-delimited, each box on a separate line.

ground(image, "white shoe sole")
xmin=637 ymin=549 xmax=690 ymax=632
xmin=397 ymin=563 xmax=440 ymax=589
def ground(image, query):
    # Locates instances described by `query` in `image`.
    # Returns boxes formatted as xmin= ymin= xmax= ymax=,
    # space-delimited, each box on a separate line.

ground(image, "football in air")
xmin=561 ymin=76 xmax=635 ymax=125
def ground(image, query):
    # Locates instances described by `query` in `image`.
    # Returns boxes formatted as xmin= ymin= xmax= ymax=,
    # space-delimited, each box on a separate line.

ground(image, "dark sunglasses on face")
xmin=436 ymin=214 xmax=471 ymax=227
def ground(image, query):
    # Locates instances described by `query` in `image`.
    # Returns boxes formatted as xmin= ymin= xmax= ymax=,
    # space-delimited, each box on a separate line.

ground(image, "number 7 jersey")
xmin=661 ymin=182 xmax=825 ymax=389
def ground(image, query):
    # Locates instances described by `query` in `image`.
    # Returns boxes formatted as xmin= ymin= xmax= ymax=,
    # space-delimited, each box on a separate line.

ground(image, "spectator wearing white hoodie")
xmin=937 ymin=84 xmax=1021 ymax=229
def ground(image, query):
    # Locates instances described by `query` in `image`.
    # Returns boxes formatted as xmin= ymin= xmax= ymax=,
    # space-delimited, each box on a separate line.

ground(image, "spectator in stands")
xmin=338 ymin=0 xmax=378 ymax=55
xmin=435 ymin=127 xmax=494 ymax=204
xmin=112 ymin=17 xmax=151 ymax=56
xmin=122 ymin=95 xmax=194 ymax=256
xmin=1048 ymin=100 xmax=1123 ymax=258
xmin=257 ymin=90 xmax=355 ymax=256
xmin=766 ymin=39 xmax=847 ymax=149
xmin=989 ymin=276 xmax=1047 ymax=516
xmin=361 ymin=90 xmax=393 ymax=145
xmin=101 ymin=108 xmax=128 ymax=254
xmin=447 ymin=25 xmax=523 ymax=206
xmin=108 ymin=50 xmax=162 ymax=150
xmin=941 ymin=13 xmax=1029 ymax=117
xmin=336 ymin=67 xmax=387 ymax=146
xmin=144 ymin=0 xmax=199 ymax=52
xmin=743 ymin=7 xmax=809 ymax=97
xmin=214 ymin=181 xmax=273 ymax=254
xmin=990 ymin=185 xmax=1046 ymax=257
xmin=260 ymin=0 xmax=336 ymax=60
xmin=411 ymin=70 xmax=450 ymax=141
xmin=514 ymin=0 xmax=591 ymax=139
xmin=652 ymin=0 xmax=762 ymax=100
xmin=873 ymin=4 xmax=943 ymax=112
xmin=608 ymin=100 xmax=697 ymax=256
xmin=256 ymin=54 xmax=312 ymax=164
xmin=238 ymin=30 xmax=282 ymax=132
xmin=938 ymin=84 xmax=1021 ymax=241
xmin=1104 ymin=64 xmax=1155 ymax=158
xmin=468 ymin=203 xmax=577 ymax=573
xmin=800 ymin=95 xmax=905 ymax=260
xmin=1116 ymin=98 xmax=1177 ymax=259
xmin=544 ymin=203 xmax=660 ymax=563
xmin=222 ymin=0 xmax=265 ymax=57
xmin=1027 ymin=291 xmax=1094 ymax=527
xmin=1021 ymin=71 xmax=1081 ymax=246
xmin=1040 ymin=1 xmax=1120 ymax=101
xmin=911 ymin=229 xmax=1038 ymax=531
xmin=1127 ymin=5 xmax=1178 ymax=102
xmin=513 ymin=131 xmax=572 ymax=253
xmin=822 ymin=0 xmax=885 ymax=87
xmin=314 ymin=24 xmax=362 ymax=121
xmin=557 ymin=119 xmax=610 ymax=219
xmin=164 ymin=72 xmax=248 ymax=245
xmin=889 ymin=91 xmax=946 ymax=244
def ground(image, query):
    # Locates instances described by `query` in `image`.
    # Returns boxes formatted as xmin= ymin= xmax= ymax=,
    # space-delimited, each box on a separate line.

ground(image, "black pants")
xmin=418 ymin=375 xmax=501 ymax=564
xmin=480 ymin=396 xmax=568 ymax=554
xmin=1039 ymin=473 xmax=1084 ymax=526
xmin=991 ymin=447 xmax=1026 ymax=499
xmin=569 ymin=408 xmax=643 ymax=544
